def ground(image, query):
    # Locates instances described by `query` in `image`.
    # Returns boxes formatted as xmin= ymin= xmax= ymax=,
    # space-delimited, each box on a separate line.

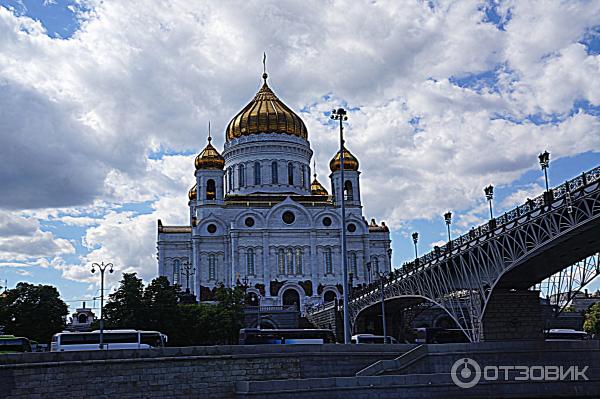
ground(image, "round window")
xmin=322 ymin=216 xmax=332 ymax=227
xmin=347 ymin=223 xmax=356 ymax=233
xmin=207 ymin=224 xmax=217 ymax=234
xmin=282 ymin=211 xmax=295 ymax=224
xmin=245 ymin=217 xmax=255 ymax=227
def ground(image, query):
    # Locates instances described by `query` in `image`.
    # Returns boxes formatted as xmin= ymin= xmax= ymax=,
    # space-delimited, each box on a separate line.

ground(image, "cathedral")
xmin=157 ymin=70 xmax=392 ymax=311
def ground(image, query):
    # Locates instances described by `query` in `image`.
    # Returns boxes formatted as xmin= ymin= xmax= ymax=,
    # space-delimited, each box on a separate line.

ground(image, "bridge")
xmin=308 ymin=165 xmax=600 ymax=342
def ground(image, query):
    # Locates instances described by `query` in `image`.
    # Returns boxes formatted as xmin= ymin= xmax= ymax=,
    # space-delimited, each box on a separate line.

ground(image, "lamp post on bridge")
xmin=412 ymin=232 xmax=419 ymax=263
xmin=331 ymin=107 xmax=350 ymax=345
xmin=378 ymin=272 xmax=388 ymax=344
xmin=484 ymin=185 xmax=494 ymax=219
xmin=539 ymin=151 xmax=552 ymax=203
xmin=444 ymin=211 xmax=452 ymax=243
xmin=91 ymin=261 xmax=114 ymax=350
xmin=538 ymin=151 xmax=550 ymax=191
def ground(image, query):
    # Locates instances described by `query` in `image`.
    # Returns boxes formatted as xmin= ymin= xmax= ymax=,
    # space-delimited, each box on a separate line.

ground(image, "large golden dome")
xmin=329 ymin=146 xmax=359 ymax=172
xmin=225 ymin=73 xmax=308 ymax=142
xmin=195 ymin=136 xmax=225 ymax=170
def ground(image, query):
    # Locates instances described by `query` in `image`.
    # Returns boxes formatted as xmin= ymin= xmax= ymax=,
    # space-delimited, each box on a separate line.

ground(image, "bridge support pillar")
xmin=481 ymin=289 xmax=543 ymax=341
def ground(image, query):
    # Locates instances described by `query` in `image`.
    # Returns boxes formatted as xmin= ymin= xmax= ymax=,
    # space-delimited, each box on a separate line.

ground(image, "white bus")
xmin=51 ymin=330 xmax=167 ymax=352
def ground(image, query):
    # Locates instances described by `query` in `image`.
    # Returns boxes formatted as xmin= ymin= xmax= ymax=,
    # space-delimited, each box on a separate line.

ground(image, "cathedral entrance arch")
xmin=282 ymin=288 xmax=301 ymax=309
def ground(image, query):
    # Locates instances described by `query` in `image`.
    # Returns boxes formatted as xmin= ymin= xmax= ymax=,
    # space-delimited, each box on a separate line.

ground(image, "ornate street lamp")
xmin=444 ymin=211 xmax=452 ymax=242
xmin=412 ymin=232 xmax=419 ymax=260
xmin=377 ymin=271 xmax=388 ymax=344
xmin=331 ymin=107 xmax=350 ymax=344
xmin=484 ymin=185 xmax=494 ymax=219
xmin=181 ymin=261 xmax=195 ymax=294
xmin=91 ymin=262 xmax=114 ymax=349
xmin=538 ymin=151 xmax=550 ymax=192
xmin=366 ymin=261 xmax=372 ymax=284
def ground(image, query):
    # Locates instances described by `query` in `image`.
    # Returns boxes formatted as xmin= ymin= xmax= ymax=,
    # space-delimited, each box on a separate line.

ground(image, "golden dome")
xmin=195 ymin=136 xmax=225 ymax=170
xmin=188 ymin=183 xmax=197 ymax=201
xmin=225 ymin=73 xmax=308 ymax=142
xmin=310 ymin=175 xmax=329 ymax=196
xmin=329 ymin=146 xmax=359 ymax=172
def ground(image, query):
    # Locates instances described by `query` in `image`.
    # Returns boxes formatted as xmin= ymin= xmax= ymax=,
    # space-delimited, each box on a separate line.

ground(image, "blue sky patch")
xmin=0 ymin=0 xmax=86 ymax=38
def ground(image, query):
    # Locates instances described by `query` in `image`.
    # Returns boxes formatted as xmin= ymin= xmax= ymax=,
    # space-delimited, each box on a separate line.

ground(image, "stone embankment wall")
xmin=0 ymin=344 xmax=413 ymax=399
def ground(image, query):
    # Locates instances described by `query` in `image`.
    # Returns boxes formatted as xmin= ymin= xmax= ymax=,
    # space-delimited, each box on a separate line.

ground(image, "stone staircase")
xmin=235 ymin=341 xmax=600 ymax=399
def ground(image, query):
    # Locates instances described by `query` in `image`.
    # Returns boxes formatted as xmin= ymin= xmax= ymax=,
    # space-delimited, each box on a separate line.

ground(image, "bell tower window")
xmin=344 ymin=180 xmax=353 ymax=201
xmin=206 ymin=179 xmax=216 ymax=200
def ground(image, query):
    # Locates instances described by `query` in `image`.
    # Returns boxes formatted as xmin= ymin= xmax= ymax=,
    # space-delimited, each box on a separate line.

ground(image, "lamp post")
xmin=538 ymin=151 xmax=550 ymax=192
xmin=378 ymin=272 xmax=388 ymax=344
xmin=444 ymin=211 xmax=452 ymax=242
xmin=181 ymin=261 xmax=195 ymax=294
xmin=331 ymin=107 xmax=350 ymax=344
xmin=411 ymin=232 xmax=419 ymax=261
xmin=91 ymin=262 xmax=114 ymax=349
xmin=366 ymin=262 xmax=371 ymax=284
xmin=484 ymin=185 xmax=494 ymax=219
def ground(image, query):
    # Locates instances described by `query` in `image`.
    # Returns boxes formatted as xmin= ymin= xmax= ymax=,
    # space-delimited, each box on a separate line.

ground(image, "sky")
xmin=1 ymin=0 xmax=600 ymax=314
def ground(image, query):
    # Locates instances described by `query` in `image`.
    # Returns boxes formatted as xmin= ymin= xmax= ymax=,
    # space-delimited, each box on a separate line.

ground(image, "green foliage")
xmin=103 ymin=273 xmax=145 ymax=329
xmin=584 ymin=302 xmax=600 ymax=336
xmin=102 ymin=274 xmax=245 ymax=346
xmin=0 ymin=282 xmax=68 ymax=343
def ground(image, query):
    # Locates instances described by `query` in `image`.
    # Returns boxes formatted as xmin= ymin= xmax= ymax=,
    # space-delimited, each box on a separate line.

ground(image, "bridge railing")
xmin=351 ymin=164 xmax=600 ymax=300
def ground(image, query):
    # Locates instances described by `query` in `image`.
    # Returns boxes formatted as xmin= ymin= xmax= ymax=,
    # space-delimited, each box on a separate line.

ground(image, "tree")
xmin=143 ymin=276 xmax=180 ymax=336
xmin=103 ymin=273 xmax=145 ymax=329
xmin=0 ymin=282 xmax=68 ymax=343
xmin=584 ymin=302 xmax=600 ymax=337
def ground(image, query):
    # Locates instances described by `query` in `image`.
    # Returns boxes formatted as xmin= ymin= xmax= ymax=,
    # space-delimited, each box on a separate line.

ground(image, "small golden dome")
xmin=188 ymin=183 xmax=197 ymax=201
xmin=225 ymin=74 xmax=308 ymax=142
xmin=329 ymin=146 xmax=359 ymax=172
xmin=311 ymin=175 xmax=328 ymax=196
xmin=195 ymin=136 xmax=225 ymax=170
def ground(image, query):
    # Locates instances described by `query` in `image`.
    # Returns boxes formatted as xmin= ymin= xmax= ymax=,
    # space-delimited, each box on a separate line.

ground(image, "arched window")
xmin=228 ymin=168 xmax=233 ymax=192
xmin=78 ymin=314 xmax=88 ymax=324
xmin=208 ymin=254 xmax=216 ymax=280
xmin=246 ymin=248 xmax=255 ymax=276
xmin=286 ymin=248 xmax=294 ymax=275
xmin=206 ymin=179 xmax=216 ymax=200
xmin=254 ymin=161 xmax=261 ymax=185
xmin=372 ymin=256 xmax=379 ymax=275
xmin=350 ymin=252 xmax=358 ymax=276
xmin=324 ymin=248 xmax=332 ymax=275
xmin=278 ymin=248 xmax=285 ymax=274
xmin=238 ymin=164 xmax=245 ymax=187
xmin=288 ymin=162 xmax=294 ymax=185
xmin=301 ymin=165 xmax=306 ymax=188
xmin=271 ymin=161 xmax=278 ymax=184
xmin=344 ymin=180 xmax=353 ymax=200
xmin=173 ymin=259 xmax=180 ymax=285
xmin=295 ymin=248 xmax=303 ymax=275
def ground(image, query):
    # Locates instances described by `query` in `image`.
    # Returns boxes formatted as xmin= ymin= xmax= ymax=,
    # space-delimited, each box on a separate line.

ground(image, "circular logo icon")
xmin=450 ymin=357 xmax=481 ymax=389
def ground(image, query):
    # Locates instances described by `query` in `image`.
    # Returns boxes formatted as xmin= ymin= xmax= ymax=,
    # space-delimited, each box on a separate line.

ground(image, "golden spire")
xmin=310 ymin=159 xmax=329 ymax=196
xmin=225 ymin=59 xmax=308 ymax=142
xmin=329 ymin=146 xmax=359 ymax=172
xmin=195 ymin=122 xmax=225 ymax=170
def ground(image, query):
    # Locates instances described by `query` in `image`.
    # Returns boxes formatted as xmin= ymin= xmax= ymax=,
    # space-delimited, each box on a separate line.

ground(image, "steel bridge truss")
xmin=535 ymin=253 xmax=600 ymax=314
xmin=348 ymin=166 xmax=600 ymax=342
